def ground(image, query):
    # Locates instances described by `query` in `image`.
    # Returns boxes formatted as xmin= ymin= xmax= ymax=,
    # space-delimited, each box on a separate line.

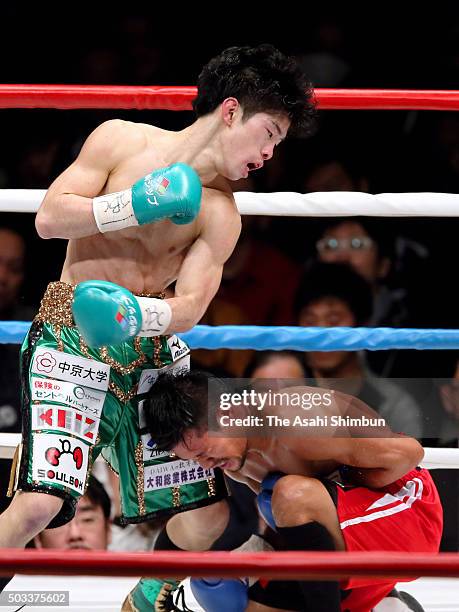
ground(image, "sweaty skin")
xmin=36 ymin=109 xmax=289 ymax=332
xmin=170 ymin=386 xmax=424 ymax=551
xmin=0 ymin=104 xmax=288 ymax=551
xmin=173 ymin=386 xmax=424 ymax=494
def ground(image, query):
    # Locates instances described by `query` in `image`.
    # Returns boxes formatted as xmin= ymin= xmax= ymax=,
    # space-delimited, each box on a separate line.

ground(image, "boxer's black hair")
xmin=193 ymin=44 xmax=316 ymax=136
xmin=143 ymin=370 xmax=222 ymax=452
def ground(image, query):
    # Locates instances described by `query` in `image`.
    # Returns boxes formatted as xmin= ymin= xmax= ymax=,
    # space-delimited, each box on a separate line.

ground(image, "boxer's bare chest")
xmin=62 ymin=127 xmax=203 ymax=292
xmin=228 ymin=442 xmax=340 ymax=493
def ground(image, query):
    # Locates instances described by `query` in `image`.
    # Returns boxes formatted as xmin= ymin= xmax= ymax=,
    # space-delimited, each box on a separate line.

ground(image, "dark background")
xmin=0 ymin=5 xmax=457 ymax=324
xmin=0 ymin=3 xmax=458 ymax=553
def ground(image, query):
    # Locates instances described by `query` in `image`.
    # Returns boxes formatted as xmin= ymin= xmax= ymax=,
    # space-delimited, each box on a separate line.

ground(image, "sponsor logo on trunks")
xmin=141 ymin=433 xmax=170 ymax=461
xmin=137 ymin=355 xmax=190 ymax=395
xmin=35 ymin=351 xmax=57 ymax=374
xmin=31 ymin=377 xmax=105 ymax=417
xmin=167 ymin=336 xmax=190 ymax=362
xmin=168 ymin=355 xmax=190 ymax=377
xmin=144 ymin=459 xmax=214 ymax=493
xmin=31 ymin=404 xmax=100 ymax=442
xmin=32 ymin=348 xmax=110 ymax=391
xmin=44 ymin=438 xmax=84 ymax=469
xmin=37 ymin=468 xmax=84 ymax=491
xmin=32 ymin=433 xmax=89 ymax=495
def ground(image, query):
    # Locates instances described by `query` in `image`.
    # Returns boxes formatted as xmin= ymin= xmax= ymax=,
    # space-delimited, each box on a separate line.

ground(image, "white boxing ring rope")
xmin=0 ymin=433 xmax=456 ymax=469
xmin=0 ymin=188 xmax=458 ymax=216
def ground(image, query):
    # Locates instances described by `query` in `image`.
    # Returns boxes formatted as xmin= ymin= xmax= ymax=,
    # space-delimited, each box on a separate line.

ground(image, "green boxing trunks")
xmin=10 ymin=281 xmax=226 ymax=527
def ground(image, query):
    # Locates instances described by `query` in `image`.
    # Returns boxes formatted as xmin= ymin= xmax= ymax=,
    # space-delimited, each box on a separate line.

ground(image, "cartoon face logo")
xmin=45 ymin=438 xmax=84 ymax=470
xmin=35 ymin=352 xmax=57 ymax=374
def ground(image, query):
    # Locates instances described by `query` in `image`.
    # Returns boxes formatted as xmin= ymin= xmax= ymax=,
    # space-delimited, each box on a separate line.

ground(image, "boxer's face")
xmin=221 ymin=103 xmax=290 ymax=180
xmin=172 ymin=428 xmax=248 ymax=472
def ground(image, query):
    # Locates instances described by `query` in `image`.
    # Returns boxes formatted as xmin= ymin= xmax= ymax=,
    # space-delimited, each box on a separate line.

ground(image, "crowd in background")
xmin=0 ymin=7 xmax=458 ymax=555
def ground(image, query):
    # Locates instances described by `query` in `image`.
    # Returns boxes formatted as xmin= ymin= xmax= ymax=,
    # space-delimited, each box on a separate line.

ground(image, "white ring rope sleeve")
xmin=0 ymin=434 xmax=458 ymax=468
xmin=1 ymin=189 xmax=458 ymax=217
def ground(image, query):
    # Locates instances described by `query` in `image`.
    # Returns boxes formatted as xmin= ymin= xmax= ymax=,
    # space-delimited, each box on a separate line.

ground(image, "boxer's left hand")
xmin=72 ymin=280 xmax=172 ymax=347
xmin=257 ymin=472 xmax=286 ymax=531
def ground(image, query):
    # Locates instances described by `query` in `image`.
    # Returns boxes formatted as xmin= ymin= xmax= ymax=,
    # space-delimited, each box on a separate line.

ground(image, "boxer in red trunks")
xmin=142 ymin=371 xmax=442 ymax=612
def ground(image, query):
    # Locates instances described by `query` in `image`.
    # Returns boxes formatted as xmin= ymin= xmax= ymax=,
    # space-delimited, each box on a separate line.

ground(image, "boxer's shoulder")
xmin=92 ymin=119 xmax=149 ymax=146
xmin=79 ymin=120 xmax=150 ymax=171
xmin=197 ymin=191 xmax=241 ymax=255
xmin=200 ymin=177 xmax=239 ymax=223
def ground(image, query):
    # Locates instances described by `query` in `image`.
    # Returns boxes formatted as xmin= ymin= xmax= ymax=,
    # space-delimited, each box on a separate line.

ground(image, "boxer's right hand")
xmin=93 ymin=162 xmax=202 ymax=233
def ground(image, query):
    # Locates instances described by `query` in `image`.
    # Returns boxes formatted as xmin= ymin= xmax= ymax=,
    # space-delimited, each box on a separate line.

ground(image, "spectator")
xmin=216 ymin=216 xmax=302 ymax=325
xmin=195 ymin=220 xmax=302 ymax=376
xmin=0 ymin=226 xmax=36 ymax=427
xmin=315 ymin=217 xmax=404 ymax=326
xmin=0 ymin=224 xmax=36 ymax=513
xmin=244 ymin=350 xmax=306 ymax=384
xmin=193 ymin=296 xmax=252 ymax=376
xmin=32 ymin=475 xmax=111 ymax=550
xmin=5 ymin=476 xmax=136 ymax=609
xmin=303 ymin=158 xmax=368 ymax=193
xmin=216 ymin=163 xmax=302 ymax=331
xmin=0 ymin=225 xmax=34 ymax=322
xmin=302 ymin=157 xmax=410 ymax=329
xmin=418 ymin=353 xmax=459 ymax=445
xmin=313 ymin=215 xmax=431 ymax=378
xmin=295 ymin=262 xmax=423 ymax=438
xmin=295 ymin=19 xmax=352 ymax=87
xmin=10 ymin=135 xmax=61 ymax=189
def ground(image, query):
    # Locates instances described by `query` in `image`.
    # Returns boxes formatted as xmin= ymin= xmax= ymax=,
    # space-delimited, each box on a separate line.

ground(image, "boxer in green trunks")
xmin=16 ymin=281 xmax=225 ymax=527
xmin=0 ymin=43 xmax=315 ymax=552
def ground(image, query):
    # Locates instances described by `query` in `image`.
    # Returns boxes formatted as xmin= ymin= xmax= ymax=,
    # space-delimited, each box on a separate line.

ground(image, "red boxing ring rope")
xmin=1 ymin=550 xmax=459 ymax=579
xmin=0 ymin=85 xmax=457 ymax=110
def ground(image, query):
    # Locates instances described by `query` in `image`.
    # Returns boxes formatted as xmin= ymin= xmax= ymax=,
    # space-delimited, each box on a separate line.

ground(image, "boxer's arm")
xmin=288 ymin=433 xmax=424 ymax=488
xmin=332 ymin=436 xmax=424 ymax=488
xmin=165 ymin=190 xmax=241 ymax=333
xmin=286 ymin=391 xmax=424 ymax=488
xmin=35 ymin=120 xmax=145 ymax=239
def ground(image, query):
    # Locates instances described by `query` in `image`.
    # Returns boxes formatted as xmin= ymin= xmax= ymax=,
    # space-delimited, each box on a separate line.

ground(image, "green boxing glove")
xmin=93 ymin=162 xmax=202 ymax=233
xmin=72 ymin=280 xmax=172 ymax=348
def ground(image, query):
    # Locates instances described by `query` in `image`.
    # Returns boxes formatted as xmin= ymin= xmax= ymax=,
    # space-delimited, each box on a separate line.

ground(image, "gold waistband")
xmin=35 ymin=281 xmax=165 ymax=328
xmin=35 ymin=282 xmax=75 ymax=327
